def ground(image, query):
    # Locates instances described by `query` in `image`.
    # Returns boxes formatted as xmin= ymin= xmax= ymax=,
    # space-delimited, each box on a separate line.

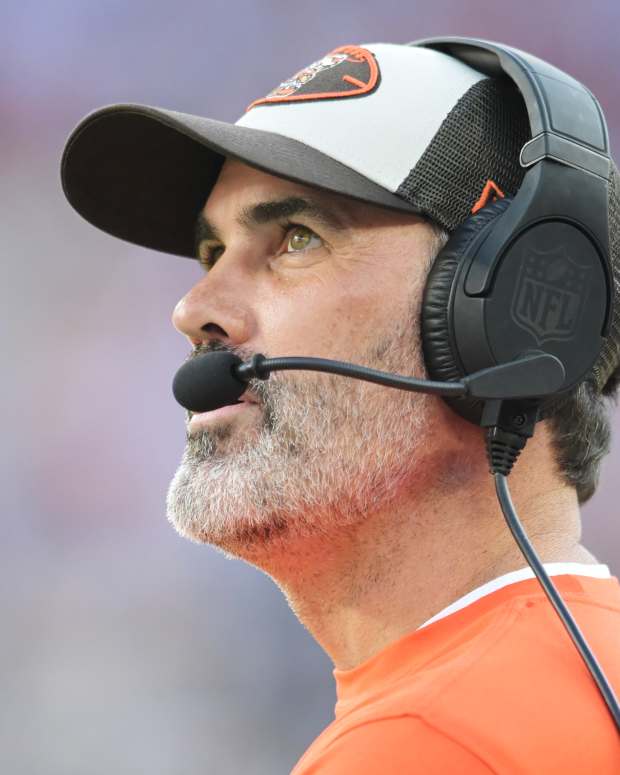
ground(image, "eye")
xmin=197 ymin=244 xmax=224 ymax=270
xmin=285 ymin=225 xmax=323 ymax=254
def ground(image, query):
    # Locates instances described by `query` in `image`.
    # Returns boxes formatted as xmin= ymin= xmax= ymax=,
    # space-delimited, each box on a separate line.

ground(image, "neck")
xmin=237 ymin=426 xmax=591 ymax=670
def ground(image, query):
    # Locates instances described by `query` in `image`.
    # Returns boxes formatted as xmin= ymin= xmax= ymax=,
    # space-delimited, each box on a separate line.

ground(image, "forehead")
xmin=203 ymin=158 xmax=425 ymax=230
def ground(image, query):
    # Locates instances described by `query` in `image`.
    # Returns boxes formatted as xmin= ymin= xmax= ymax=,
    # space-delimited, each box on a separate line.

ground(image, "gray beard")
xmin=166 ymin=317 xmax=430 ymax=557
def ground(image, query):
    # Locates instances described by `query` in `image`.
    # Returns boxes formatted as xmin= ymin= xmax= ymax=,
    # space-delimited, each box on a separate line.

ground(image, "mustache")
xmin=189 ymin=339 xmax=253 ymax=361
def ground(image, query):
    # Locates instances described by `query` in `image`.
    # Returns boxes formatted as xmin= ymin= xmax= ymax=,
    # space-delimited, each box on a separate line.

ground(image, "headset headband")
xmin=410 ymin=36 xmax=613 ymax=335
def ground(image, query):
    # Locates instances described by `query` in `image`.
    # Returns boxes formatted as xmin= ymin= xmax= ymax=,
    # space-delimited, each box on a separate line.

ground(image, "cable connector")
xmin=480 ymin=399 xmax=539 ymax=476
xmin=486 ymin=426 xmax=528 ymax=475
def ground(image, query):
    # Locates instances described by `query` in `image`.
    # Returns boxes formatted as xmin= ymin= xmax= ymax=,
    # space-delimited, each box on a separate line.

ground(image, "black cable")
xmin=494 ymin=473 xmax=620 ymax=733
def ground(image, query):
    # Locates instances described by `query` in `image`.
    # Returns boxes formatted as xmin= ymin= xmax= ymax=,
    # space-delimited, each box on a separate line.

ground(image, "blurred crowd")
xmin=2 ymin=1 xmax=618 ymax=772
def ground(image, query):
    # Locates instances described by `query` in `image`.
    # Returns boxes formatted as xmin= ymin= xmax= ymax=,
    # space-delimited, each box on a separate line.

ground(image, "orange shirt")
xmin=291 ymin=569 xmax=620 ymax=773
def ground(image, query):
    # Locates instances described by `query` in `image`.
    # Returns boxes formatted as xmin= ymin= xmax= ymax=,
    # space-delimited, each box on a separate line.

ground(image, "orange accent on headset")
xmin=471 ymin=179 xmax=505 ymax=214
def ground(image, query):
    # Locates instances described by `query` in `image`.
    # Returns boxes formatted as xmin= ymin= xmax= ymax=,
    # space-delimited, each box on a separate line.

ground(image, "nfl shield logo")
xmin=511 ymin=245 xmax=590 ymax=344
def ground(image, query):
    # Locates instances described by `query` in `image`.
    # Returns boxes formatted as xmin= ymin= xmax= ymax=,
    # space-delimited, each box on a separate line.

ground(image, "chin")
xmin=166 ymin=481 xmax=292 ymax=558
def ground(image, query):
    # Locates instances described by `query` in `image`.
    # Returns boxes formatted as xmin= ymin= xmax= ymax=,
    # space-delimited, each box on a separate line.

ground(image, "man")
xmin=62 ymin=41 xmax=620 ymax=772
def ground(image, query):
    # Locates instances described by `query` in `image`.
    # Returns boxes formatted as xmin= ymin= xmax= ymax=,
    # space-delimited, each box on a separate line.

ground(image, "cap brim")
xmin=60 ymin=103 xmax=425 ymax=258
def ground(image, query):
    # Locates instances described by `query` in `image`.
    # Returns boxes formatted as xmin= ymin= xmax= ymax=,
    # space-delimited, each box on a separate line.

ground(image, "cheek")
xmin=256 ymin=271 xmax=414 ymax=358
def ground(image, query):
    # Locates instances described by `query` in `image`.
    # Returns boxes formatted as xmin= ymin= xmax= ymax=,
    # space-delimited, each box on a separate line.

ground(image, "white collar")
xmin=417 ymin=562 xmax=611 ymax=631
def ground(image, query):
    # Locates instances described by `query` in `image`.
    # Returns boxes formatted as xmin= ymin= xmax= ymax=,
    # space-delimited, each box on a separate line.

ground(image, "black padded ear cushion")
xmin=421 ymin=196 xmax=514 ymax=423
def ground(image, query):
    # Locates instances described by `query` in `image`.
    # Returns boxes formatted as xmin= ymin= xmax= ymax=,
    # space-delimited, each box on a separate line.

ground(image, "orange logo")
xmin=471 ymin=179 xmax=505 ymax=214
xmin=247 ymin=45 xmax=380 ymax=111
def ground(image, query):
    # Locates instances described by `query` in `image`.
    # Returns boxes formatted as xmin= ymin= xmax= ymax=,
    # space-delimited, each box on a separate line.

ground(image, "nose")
xmin=172 ymin=261 xmax=256 ymax=349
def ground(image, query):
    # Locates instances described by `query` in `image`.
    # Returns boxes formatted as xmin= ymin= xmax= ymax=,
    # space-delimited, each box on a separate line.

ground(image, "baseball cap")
xmin=60 ymin=42 xmax=533 ymax=258
xmin=60 ymin=40 xmax=620 ymax=392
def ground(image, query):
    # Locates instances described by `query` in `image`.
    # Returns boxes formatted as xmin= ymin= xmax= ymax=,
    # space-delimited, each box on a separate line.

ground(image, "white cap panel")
xmin=236 ymin=43 xmax=486 ymax=193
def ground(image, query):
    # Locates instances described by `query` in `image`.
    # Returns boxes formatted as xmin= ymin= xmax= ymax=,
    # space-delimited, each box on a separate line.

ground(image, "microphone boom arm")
xmin=234 ymin=351 xmax=566 ymax=401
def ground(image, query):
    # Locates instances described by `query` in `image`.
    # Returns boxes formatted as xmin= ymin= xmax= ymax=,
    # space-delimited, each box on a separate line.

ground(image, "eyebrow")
xmin=193 ymin=195 xmax=352 ymax=257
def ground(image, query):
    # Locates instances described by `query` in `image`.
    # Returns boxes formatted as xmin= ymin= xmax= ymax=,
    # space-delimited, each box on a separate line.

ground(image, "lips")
xmin=188 ymin=390 xmax=260 ymax=422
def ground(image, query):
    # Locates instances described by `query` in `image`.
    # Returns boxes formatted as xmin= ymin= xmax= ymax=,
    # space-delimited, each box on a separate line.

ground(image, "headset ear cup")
xmin=421 ymin=196 xmax=514 ymax=423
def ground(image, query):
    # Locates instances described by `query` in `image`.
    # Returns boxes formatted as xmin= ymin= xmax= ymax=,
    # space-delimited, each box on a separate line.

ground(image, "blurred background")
xmin=2 ymin=1 xmax=619 ymax=772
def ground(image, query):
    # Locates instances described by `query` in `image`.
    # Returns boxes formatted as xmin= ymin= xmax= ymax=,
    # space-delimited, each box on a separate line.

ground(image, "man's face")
xmin=166 ymin=159 xmax=444 ymax=557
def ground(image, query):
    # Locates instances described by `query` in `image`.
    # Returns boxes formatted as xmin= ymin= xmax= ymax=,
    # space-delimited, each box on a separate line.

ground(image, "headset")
xmin=415 ymin=37 xmax=613 ymax=430
xmin=172 ymin=38 xmax=620 ymax=734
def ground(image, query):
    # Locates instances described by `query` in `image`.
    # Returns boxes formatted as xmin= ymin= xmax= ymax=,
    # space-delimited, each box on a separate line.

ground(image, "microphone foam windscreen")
xmin=172 ymin=351 xmax=246 ymax=413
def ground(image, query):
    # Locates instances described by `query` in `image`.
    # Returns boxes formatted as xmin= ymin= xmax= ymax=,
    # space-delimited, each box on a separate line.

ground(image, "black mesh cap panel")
xmin=396 ymin=77 xmax=530 ymax=232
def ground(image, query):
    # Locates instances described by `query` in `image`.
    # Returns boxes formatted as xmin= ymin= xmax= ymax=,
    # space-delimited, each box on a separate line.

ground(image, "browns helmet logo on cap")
xmin=247 ymin=45 xmax=380 ymax=110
